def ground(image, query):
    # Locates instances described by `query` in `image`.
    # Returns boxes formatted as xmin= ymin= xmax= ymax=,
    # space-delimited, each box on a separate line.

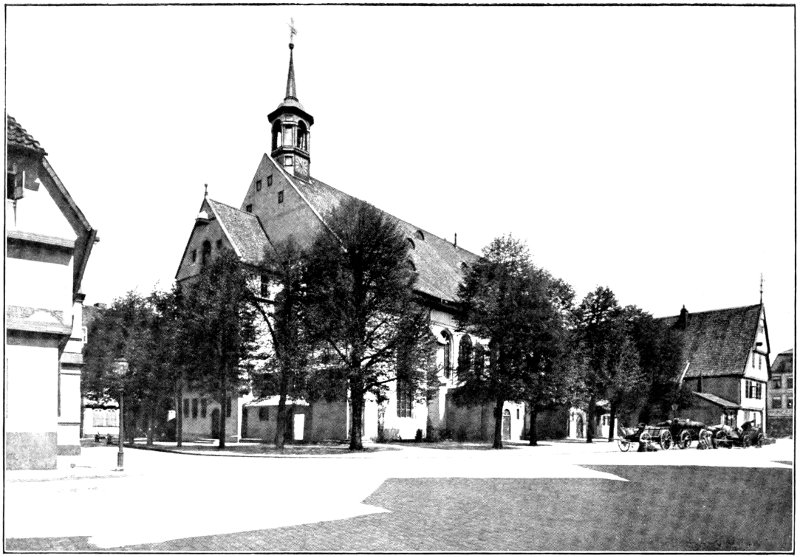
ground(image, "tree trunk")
xmin=274 ymin=368 xmax=290 ymax=449
xmin=492 ymin=397 xmax=504 ymax=449
xmin=175 ymin=381 xmax=183 ymax=447
xmin=349 ymin=380 xmax=365 ymax=451
xmin=586 ymin=395 xmax=596 ymax=443
xmin=607 ymin=401 xmax=616 ymax=442
xmin=529 ymin=405 xmax=538 ymax=446
xmin=218 ymin=363 xmax=228 ymax=450
xmin=146 ymin=404 xmax=155 ymax=446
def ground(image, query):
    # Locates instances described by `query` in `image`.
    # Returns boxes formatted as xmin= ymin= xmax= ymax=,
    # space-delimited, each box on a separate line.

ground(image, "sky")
xmin=5 ymin=4 xmax=795 ymax=356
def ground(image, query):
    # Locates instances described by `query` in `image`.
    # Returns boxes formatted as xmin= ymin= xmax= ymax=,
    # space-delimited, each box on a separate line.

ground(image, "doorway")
xmin=502 ymin=409 xmax=511 ymax=440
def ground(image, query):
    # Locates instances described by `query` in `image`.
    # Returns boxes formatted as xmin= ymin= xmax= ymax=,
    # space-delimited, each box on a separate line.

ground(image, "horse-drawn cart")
xmin=617 ymin=423 xmax=674 ymax=452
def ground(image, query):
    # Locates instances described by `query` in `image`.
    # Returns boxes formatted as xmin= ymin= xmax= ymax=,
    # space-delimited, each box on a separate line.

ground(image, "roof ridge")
xmin=656 ymin=303 xmax=761 ymax=320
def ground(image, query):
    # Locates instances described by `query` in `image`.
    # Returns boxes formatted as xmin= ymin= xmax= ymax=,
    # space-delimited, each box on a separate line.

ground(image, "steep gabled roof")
xmin=206 ymin=199 xmax=273 ymax=266
xmin=292 ymin=174 xmax=479 ymax=304
xmin=7 ymin=115 xmax=47 ymax=155
xmin=657 ymin=304 xmax=762 ymax=378
xmin=693 ymin=391 xmax=740 ymax=409
xmin=771 ymin=348 xmax=793 ymax=376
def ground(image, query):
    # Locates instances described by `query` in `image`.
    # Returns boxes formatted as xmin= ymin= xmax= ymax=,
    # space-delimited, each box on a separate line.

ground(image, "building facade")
xmin=5 ymin=116 xmax=98 ymax=469
xmin=659 ymin=304 xmax=770 ymax=430
xmin=767 ymin=348 xmax=793 ymax=437
xmin=174 ymin=41 xmax=524 ymax=444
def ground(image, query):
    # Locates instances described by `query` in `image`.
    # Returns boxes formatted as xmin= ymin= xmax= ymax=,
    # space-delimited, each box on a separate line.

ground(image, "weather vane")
xmin=288 ymin=18 xmax=297 ymax=45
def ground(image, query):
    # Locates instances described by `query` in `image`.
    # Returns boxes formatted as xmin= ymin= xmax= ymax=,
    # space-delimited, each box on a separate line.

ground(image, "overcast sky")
xmin=6 ymin=5 xmax=795 ymax=356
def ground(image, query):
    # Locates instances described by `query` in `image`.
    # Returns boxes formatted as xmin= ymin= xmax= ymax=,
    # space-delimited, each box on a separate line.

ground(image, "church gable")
xmin=240 ymin=154 xmax=327 ymax=249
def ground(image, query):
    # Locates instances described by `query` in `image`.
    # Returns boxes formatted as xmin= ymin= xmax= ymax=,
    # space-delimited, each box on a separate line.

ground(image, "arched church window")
xmin=297 ymin=121 xmax=308 ymax=151
xmin=201 ymin=240 xmax=211 ymax=266
xmin=457 ymin=334 xmax=473 ymax=380
xmin=441 ymin=330 xmax=452 ymax=379
xmin=473 ymin=343 xmax=485 ymax=377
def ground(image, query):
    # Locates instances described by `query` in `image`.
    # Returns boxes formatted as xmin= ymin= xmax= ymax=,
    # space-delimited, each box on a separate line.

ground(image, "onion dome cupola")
xmin=268 ymin=38 xmax=314 ymax=179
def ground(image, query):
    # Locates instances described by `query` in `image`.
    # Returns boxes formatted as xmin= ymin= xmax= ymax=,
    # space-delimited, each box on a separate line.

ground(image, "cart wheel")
xmin=639 ymin=431 xmax=652 ymax=449
xmin=678 ymin=429 xmax=692 ymax=449
xmin=617 ymin=438 xmax=631 ymax=452
xmin=756 ymin=433 xmax=765 ymax=448
xmin=659 ymin=430 xmax=672 ymax=450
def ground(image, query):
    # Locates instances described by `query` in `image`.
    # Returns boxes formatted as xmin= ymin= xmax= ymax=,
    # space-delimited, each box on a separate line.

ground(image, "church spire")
xmin=285 ymin=43 xmax=297 ymax=101
xmin=267 ymin=19 xmax=314 ymax=179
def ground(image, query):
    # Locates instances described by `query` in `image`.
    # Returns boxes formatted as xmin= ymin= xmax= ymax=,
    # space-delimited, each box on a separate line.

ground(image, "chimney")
xmin=454 ymin=233 xmax=458 ymax=248
xmin=677 ymin=305 xmax=689 ymax=330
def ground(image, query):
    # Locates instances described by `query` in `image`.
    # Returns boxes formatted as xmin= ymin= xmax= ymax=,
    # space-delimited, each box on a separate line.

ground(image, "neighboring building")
xmin=659 ymin=304 xmax=769 ymax=430
xmin=767 ymin=348 xmax=793 ymax=437
xmin=5 ymin=116 xmax=98 ymax=469
xmin=174 ymin=40 xmax=524 ymax=444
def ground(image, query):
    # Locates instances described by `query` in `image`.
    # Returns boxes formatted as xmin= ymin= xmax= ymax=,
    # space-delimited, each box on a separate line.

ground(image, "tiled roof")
xmin=692 ymin=391 xmax=740 ymax=409
xmin=294 ymin=175 xmax=478 ymax=303
xmin=657 ymin=304 xmax=761 ymax=378
xmin=7 ymin=115 xmax=47 ymax=155
xmin=207 ymin=199 xmax=273 ymax=266
xmin=771 ymin=349 xmax=793 ymax=376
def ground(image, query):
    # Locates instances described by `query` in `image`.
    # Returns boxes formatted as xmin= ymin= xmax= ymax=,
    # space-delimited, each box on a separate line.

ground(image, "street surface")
xmin=5 ymin=439 xmax=793 ymax=551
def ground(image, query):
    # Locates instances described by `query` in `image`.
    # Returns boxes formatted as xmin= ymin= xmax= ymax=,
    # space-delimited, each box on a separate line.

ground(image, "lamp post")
xmin=112 ymin=357 xmax=129 ymax=470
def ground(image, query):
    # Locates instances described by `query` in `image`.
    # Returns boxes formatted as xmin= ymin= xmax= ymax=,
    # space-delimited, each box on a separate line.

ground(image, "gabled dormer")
xmin=267 ymin=39 xmax=314 ymax=179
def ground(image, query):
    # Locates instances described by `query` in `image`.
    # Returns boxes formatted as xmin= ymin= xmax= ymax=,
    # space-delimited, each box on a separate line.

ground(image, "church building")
xmin=175 ymin=38 xmax=525 ymax=444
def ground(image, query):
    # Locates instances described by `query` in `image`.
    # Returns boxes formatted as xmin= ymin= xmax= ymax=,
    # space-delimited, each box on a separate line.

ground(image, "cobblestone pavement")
xmin=5 ymin=439 xmax=793 ymax=551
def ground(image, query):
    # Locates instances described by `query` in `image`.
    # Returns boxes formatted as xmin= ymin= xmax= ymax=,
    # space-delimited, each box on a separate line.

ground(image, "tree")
xmin=176 ymin=248 xmax=257 ymax=449
xmin=621 ymin=306 xmax=686 ymax=424
xmin=458 ymin=235 xmax=546 ymax=449
xmin=573 ymin=286 xmax=627 ymax=443
xmin=252 ymin=238 xmax=315 ymax=449
xmin=83 ymin=291 xmax=176 ymax=445
xmin=304 ymin=198 xmax=435 ymax=451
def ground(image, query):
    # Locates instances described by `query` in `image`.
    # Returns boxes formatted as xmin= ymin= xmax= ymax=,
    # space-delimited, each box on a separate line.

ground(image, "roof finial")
xmin=760 ymin=273 xmax=764 ymax=304
xmin=204 ymin=183 xmax=208 ymax=198
xmin=285 ymin=19 xmax=298 ymax=100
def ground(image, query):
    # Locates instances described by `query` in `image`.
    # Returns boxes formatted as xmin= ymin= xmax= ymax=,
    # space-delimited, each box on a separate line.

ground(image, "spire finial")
xmin=285 ymin=19 xmax=298 ymax=100
xmin=760 ymin=273 xmax=764 ymax=304
xmin=204 ymin=183 xmax=208 ymax=198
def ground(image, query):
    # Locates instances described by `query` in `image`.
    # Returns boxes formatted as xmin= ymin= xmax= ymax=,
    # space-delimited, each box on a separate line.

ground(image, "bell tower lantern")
xmin=267 ymin=36 xmax=314 ymax=179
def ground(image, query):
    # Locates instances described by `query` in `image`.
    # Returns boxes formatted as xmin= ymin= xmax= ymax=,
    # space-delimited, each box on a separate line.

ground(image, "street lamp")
xmin=112 ymin=357 xmax=129 ymax=470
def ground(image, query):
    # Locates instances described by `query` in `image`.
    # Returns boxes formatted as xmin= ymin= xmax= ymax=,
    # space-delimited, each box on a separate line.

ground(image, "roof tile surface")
xmin=657 ymin=304 xmax=761 ymax=378
xmin=207 ymin=199 xmax=272 ymax=266
xmin=7 ymin=115 xmax=47 ymax=155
